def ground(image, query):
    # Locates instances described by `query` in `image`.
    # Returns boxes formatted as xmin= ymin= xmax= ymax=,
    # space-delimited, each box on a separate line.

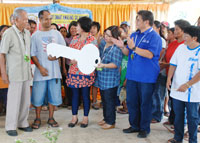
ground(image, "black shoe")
xmin=18 ymin=126 xmax=33 ymax=132
xmin=137 ymin=130 xmax=149 ymax=138
xmin=6 ymin=130 xmax=18 ymax=136
xmin=68 ymin=119 xmax=78 ymax=128
xmin=80 ymin=123 xmax=88 ymax=128
xmin=123 ymin=127 xmax=140 ymax=133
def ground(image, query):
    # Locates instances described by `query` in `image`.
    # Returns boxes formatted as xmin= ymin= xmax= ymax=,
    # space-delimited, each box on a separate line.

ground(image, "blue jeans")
xmin=173 ymin=98 xmax=199 ymax=143
xmin=71 ymin=87 xmax=90 ymax=116
xmin=152 ymin=74 xmax=167 ymax=122
xmin=126 ymin=80 xmax=155 ymax=133
xmin=100 ymin=86 xmax=118 ymax=125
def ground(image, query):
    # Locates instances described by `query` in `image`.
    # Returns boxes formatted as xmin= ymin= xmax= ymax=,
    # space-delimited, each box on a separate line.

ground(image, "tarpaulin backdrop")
xmin=15 ymin=3 xmax=93 ymax=29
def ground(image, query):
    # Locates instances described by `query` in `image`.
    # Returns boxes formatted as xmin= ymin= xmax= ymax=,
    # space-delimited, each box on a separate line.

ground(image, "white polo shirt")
xmin=170 ymin=44 xmax=200 ymax=102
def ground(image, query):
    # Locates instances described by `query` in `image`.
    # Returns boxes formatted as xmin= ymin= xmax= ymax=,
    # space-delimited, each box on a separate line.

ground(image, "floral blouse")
xmin=66 ymin=33 xmax=97 ymax=88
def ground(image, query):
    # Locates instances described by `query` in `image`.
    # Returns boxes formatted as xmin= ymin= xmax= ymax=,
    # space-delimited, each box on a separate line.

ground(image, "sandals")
xmin=164 ymin=112 xmax=170 ymax=117
xmin=91 ymin=102 xmax=100 ymax=110
xmin=47 ymin=118 xmax=59 ymax=127
xmin=117 ymin=108 xmax=128 ymax=114
xmin=32 ymin=118 xmax=41 ymax=129
xmin=167 ymin=138 xmax=182 ymax=143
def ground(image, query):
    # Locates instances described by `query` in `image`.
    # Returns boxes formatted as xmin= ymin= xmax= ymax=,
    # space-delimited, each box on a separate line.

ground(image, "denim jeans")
xmin=100 ymin=86 xmax=118 ymax=125
xmin=173 ymin=98 xmax=199 ymax=143
xmin=126 ymin=80 xmax=155 ymax=133
xmin=151 ymin=74 xmax=167 ymax=122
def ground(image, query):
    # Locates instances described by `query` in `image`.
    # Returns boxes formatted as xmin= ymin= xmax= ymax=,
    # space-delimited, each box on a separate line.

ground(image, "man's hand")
xmin=39 ymin=66 xmax=48 ymax=76
xmin=48 ymin=55 xmax=57 ymax=61
xmin=1 ymin=73 xmax=9 ymax=84
xmin=177 ymin=83 xmax=189 ymax=92
xmin=127 ymin=37 xmax=135 ymax=50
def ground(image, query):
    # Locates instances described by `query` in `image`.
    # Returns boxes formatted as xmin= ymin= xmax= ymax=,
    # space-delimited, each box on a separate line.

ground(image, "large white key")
xmin=47 ymin=43 xmax=101 ymax=75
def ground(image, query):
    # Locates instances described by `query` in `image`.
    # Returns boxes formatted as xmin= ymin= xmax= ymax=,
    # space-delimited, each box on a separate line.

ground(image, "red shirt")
xmin=165 ymin=40 xmax=184 ymax=74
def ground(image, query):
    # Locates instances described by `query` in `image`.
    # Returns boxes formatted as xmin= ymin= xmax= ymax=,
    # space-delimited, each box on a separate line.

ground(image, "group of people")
xmin=0 ymin=7 xmax=200 ymax=143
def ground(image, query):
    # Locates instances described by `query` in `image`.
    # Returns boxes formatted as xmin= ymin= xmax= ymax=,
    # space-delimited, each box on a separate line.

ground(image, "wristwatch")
xmin=132 ymin=46 xmax=136 ymax=51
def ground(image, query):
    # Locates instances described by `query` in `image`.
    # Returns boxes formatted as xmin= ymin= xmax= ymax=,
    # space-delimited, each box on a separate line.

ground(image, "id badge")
xmin=96 ymin=67 xmax=103 ymax=71
xmin=24 ymin=55 xmax=30 ymax=62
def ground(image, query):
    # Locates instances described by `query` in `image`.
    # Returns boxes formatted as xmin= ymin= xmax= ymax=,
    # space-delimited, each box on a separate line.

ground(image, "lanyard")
xmin=13 ymin=25 xmax=30 ymax=62
xmin=134 ymin=28 xmax=153 ymax=48
xmin=101 ymin=45 xmax=114 ymax=62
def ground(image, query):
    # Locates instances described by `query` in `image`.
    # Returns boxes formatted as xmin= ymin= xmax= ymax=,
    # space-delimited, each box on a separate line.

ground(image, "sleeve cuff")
xmin=170 ymin=63 xmax=177 ymax=66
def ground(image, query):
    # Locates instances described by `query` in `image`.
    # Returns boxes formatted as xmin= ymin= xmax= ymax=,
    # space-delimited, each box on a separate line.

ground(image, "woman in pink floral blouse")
xmin=66 ymin=17 xmax=97 ymax=128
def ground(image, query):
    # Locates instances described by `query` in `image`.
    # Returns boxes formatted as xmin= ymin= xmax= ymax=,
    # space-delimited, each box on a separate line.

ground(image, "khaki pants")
xmin=5 ymin=80 xmax=30 ymax=131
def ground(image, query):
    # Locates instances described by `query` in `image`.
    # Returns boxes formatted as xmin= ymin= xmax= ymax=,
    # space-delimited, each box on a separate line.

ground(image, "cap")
xmin=161 ymin=21 xmax=170 ymax=28
xmin=120 ymin=21 xmax=130 ymax=27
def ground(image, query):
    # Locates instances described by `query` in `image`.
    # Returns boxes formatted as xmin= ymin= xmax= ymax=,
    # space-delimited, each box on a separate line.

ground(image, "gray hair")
xmin=13 ymin=9 xmax=27 ymax=20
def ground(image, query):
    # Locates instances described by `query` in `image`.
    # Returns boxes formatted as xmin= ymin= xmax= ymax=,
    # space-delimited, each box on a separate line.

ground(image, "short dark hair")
xmin=154 ymin=20 xmax=165 ymax=39
xmin=168 ymin=27 xmax=175 ymax=34
xmin=59 ymin=26 xmax=67 ymax=31
xmin=153 ymin=20 xmax=161 ymax=29
xmin=91 ymin=21 xmax=101 ymax=32
xmin=77 ymin=16 xmax=92 ymax=32
xmin=137 ymin=10 xmax=154 ymax=26
xmin=51 ymin=23 xmax=59 ymax=31
xmin=119 ymin=26 xmax=128 ymax=34
xmin=67 ymin=21 xmax=77 ymax=38
xmin=174 ymin=19 xmax=190 ymax=31
xmin=28 ymin=19 xmax=36 ymax=25
xmin=0 ymin=25 xmax=10 ymax=33
xmin=105 ymin=25 xmax=120 ymax=40
xmin=184 ymin=26 xmax=200 ymax=43
xmin=38 ymin=10 xmax=50 ymax=19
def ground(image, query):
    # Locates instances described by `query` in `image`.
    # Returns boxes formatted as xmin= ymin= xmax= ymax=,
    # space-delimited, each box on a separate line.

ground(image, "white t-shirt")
xmin=170 ymin=44 xmax=200 ymax=102
xmin=31 ymin=30 xmax=66 ymax=81
xmin=161 ymin=37 xmax=166 ymax=49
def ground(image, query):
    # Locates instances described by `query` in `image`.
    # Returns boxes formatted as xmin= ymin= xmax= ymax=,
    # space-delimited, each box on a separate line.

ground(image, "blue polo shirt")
xmin=126 ymin=28 xmax=162 ymax=83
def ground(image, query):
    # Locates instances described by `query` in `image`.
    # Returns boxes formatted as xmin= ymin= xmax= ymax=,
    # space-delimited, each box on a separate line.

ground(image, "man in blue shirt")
xmin=114 ymin=10 xmax=162 ymax=138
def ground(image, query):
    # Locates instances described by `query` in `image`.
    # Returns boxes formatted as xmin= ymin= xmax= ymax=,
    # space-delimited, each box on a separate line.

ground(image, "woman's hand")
xmin=70 ymin=59 xmax=77 ymax=65
xmin=97 ymin=63 xmax=105 ymax=68
xmin=177 ymin=83 xmax=189 ymax=92
xmin=111 ymin=37 xmax=124 ymax=49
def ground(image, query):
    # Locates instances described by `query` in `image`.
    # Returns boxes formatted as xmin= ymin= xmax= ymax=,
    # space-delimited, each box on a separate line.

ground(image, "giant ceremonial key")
xmin=47 ymin=43 xmax=101 ymax=75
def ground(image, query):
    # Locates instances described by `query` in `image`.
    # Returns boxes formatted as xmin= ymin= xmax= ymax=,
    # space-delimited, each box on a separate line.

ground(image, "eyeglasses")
xmin=104 ymin=32 xmax=112 ymax=38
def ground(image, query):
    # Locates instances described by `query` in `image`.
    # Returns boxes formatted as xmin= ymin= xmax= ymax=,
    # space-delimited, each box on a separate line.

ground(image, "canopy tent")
xmin=0 ymin=2 xmax=169 ymax=33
